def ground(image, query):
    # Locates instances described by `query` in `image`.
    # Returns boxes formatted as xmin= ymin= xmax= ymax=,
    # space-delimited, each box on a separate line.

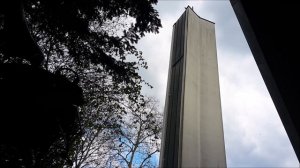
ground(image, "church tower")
xmin=160 ymin=7 xmax=227 ymax=167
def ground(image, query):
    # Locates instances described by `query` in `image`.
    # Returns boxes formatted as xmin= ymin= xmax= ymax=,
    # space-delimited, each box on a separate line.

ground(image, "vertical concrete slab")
xmin=160 ymin=11 xmax=186 ymax=168
xmin=181 ymin=8 xmax=226 ymax=167
xmin=160 ymin=7 xmax=226 ymax=167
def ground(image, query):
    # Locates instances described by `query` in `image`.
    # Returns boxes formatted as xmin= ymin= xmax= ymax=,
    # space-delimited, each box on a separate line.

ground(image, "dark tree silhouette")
xmin=0 ymin=0 xmax=161 ymax=167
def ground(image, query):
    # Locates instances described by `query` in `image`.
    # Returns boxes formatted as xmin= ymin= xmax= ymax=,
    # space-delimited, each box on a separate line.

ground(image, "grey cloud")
xmin=220 ymin=55 xmax=298 ymax=167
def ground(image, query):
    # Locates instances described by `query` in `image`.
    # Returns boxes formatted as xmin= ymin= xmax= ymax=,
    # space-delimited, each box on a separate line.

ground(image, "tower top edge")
xmin=185 ymin=6 xmax=215 ymax=24
xmin=172 ymin=6 xmax=215 ymax=27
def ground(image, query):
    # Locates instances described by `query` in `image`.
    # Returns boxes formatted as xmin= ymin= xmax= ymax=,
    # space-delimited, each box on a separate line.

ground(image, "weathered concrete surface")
xmin=160 ymin=7 xmax=226 ymax=167
xmin=181 ymin=7 xmax=226 ymax=167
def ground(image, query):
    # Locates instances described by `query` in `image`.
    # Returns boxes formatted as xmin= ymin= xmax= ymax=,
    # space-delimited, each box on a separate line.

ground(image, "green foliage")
xmin=25 ymin=0 xmax=161 ymax=83
xmin=0 ymin=0 xmax=161 ymax=167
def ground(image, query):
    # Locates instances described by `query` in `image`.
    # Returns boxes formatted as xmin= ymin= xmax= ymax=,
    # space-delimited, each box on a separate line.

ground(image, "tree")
xmin=69 ymin=95 xmax=162 ymax=168
xmin=1 ymin=0 xmax=161 ymax=78
xmin=71 ymin=68 xmax=129 ymax=168
xmin=0 ymin=0 xmax=161 ymax=167
xmin=107 ymin=97 xmax=163 ymax=168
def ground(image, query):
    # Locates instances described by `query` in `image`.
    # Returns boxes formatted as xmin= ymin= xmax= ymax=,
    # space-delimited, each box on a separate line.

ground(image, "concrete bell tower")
xmin=160 ymin=7 xmax=227 ymax=167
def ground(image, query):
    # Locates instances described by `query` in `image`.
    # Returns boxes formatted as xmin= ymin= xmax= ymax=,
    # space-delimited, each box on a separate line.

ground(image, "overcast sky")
xmin=137 ymin=1 xmax=299 ymax=167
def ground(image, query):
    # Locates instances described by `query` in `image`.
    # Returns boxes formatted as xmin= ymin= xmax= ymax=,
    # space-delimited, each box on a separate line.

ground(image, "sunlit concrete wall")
xmin=160 ymin=7 xmax=226 ymax=167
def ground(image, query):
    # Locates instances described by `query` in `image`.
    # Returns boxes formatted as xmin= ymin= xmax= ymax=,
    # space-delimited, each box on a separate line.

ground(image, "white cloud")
xmin=219 ymin=53 xmax=298 ymax=167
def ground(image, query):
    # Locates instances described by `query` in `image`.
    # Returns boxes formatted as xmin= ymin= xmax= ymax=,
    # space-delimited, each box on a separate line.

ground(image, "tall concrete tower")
xmin=160 ymin=7 xmax=226 ymax=167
